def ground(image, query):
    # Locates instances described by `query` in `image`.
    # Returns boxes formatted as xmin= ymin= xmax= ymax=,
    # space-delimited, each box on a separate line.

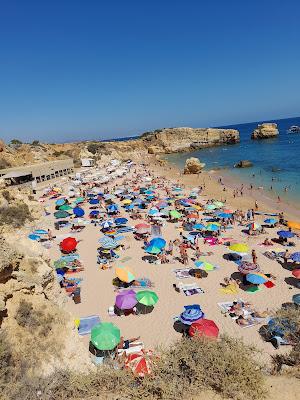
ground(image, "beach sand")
xmin=40 ymin=157 xmax=300 ymax=368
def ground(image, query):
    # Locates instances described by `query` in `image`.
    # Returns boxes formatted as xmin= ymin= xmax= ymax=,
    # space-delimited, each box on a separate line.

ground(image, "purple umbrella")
xmin=115 ymin=290 xmax=137 ymax=310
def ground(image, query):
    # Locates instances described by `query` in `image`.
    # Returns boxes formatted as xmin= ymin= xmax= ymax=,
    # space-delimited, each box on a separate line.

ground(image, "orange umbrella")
xmin=187 ymin=213 xmax=198 ymax=219
xmin=287 ymin=221 xmax=300 ymax=230
xmin=125 ymin=350 xmax=153 ymax=377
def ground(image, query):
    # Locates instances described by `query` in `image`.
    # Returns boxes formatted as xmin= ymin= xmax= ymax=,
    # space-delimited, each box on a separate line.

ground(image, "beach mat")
xmin=78 ymin=315 xmax=100 ymax=335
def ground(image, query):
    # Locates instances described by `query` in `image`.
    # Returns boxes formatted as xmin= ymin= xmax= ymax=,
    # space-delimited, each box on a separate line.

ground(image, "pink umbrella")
xmin=115 ymin=290 xmax=137 ymax=310
xmin=135 ymin=223 xmax=151 ymax=234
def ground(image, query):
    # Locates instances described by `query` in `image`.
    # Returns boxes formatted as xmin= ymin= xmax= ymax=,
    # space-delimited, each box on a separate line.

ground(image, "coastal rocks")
xmin=234 ymin=160 xmax=253 ymax=168
xmin=0 ymin=140 xmax=5 ymax=152
xmin=184 ymin=157 xmax=206 ymax=174
xmin=147 ymin=145 xmax=162 ymax=154
xmin=251 ymin=123 xmax=279 ymax=139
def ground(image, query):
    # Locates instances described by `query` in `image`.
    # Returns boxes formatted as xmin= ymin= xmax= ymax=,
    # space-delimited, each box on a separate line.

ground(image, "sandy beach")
xmin=31 ymin=156 xmax=299 ymax=368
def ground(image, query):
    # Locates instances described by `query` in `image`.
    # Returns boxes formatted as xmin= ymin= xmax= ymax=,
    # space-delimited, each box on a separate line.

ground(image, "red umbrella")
xmin=292 ymin=269 xmax=300 ymax=279
xmin=60 ymin=237 xmax=77 ymax=253
xmin=187 ymin=213 xmax=198 ymax=219
xmin=189 ymin=319 xmax=219 ymax=338
xmin=125 ymin=350 xmax=153 ymax=377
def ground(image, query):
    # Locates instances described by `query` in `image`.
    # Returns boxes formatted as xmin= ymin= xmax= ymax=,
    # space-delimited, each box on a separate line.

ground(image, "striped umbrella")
xmin=247 ymin=222 xmax=261 ymax=231
xmin=238 ymin=261 xmax=260 ymax=274
xmin=179 ymin=305 xmax=204 ymax=325
xmin=125 ymin=350 xmax=153 ymax=377
xmin=115 ymin=266 xmax=135 ymax=283
xmin=246 ymin=272 xmax=268 ymax=284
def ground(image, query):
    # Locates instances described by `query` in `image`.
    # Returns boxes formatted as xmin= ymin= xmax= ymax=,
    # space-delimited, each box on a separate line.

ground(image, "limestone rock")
xmin=0 ymin=140 xmax=5 ymax=152
xmin=184 ymin=157 xmax=206 ymax=174
xmin=234 ymin=160 xmax=253 ymax=168
xmin=251 ymin=123 xmax=279 ymax=139
xmin=148 ymin=146 xmax=162 ymax=154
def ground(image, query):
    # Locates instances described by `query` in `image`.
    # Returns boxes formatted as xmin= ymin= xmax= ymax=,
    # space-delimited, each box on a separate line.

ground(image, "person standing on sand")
xmin=255 ymin=201 xmax=258 ymax=211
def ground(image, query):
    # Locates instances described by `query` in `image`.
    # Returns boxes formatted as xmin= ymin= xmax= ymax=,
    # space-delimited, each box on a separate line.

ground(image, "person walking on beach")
xmin=255 ymin=201 xmax=258 ymax=211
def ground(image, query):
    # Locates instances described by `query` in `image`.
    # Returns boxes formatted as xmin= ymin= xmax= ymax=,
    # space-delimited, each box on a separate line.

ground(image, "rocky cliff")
xmin=0 ymin=126 xmax=239 ymax=169
xmin=251 ymin=123 xmax=279 ymax=140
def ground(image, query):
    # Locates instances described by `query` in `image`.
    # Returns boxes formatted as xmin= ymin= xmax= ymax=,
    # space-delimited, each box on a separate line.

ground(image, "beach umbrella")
xmin=194 ymin=260 xmax=214 ymax=271
xmin=292 ymin=293 xmax=300 ymax=305
xmin=179 ymin=305 xmax=204 ymax=325
xmin=149 ymin=238 xmax=166 ymax=249
xmin=205 ymin=204 xmax=216 ymax=210
xmin=91 ymin=322 xmax=120 ymax=351
xmin=115 ymin=217 xmax=128 ymax=225
xmin=55 ymin=198 xmax=66 ymax=206
xmin=60 ymin=237 xmax=77 ymax=252
xmin=229 ymin=243 xmax=249 ymax=253
xmin=136 ymin=290 xmax=158 ymax=306
xmin=206 ymin=223 xmax=220 ymax=232
xmin=59 ymin=204 xmax=73 ymax=211
xmin=217 ymin=212 xmax=232 ymax=219
xmin=192 ymin=205 xmax=202 ymax=211
xmin=28 ymin=234 xmax=40 ymax=241
xmin=145 ymin=244 xmax=161 ymax=254
xmin=107 ymin=204 xmax=119 ymax=213
xmin=75 ymin=197 xmax=85 ymax=204
xmin=238 ymin=261 xmax=260 ymax=274
xmin=115 ymin=290 xmax=137 ymax=310
xmin=169 ymin=210 xmax=182 ymax=219
xmin=89 ymin=198 xmax=99 ymax=205
xmin=135 ymin=223 xmax=150 ymax=234
xmin=290 ymin=252 xmax=300 ymax=263
xmin=54 ymin=210 xmax=69 ymax=219
xmin=247 ymin=222 xmax=261 ymax=231
xmin=187 ymin=213 xmax=198 ymax=219
xmin=115 ymin=265 xmax=135 ymax=283
xmin=73 ymin=207 xmax=85 ymax=217
xmin=98 ymin=237 xmax=118 ymax=249
xmin=292 ymin=269 xmax=300 ymax=279
xmin=213 ymin=201 xmax=224 ymax=208
xmin=156 ymin=200 xmax=168 ymax=209
xmin=189 ymin=319 xmax=219 ymax=338
xmin=277 ymin=230 xmax=295 ymax=238
xmin=103 ymin=194 xmax=113 ymax=201
xmin=125 ymin=350 xmax=153 ymax=377
xmin=246 ymin=272 xmax=268 ymax=284
xmin=122 ymin=199 xmax=132 ymax=205
xmin=173 ymin=187 xmax=182 ymax=192
xmin=90 ymin=210 xmax=100 ymax=216
xmin=287 ymin=221 xmax=300 ymax=230
xmin=148 ymin=208 xmax=160 ymax=216
xmin=101 ymin=220 xmax=114 ymax=229
xmin=193 ymin=223 xmax=205 ymax=230
xmin=264 ymin=218 xmax=278 ymax=225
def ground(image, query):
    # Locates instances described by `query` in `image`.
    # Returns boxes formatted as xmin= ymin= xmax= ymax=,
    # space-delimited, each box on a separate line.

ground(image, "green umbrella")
xmin=54 ymin=210 xmax=70 ymax=219
xmin=91 ymin=322 xmax=121 ymax=351
xmin=75 ymin=197 xmax=85 ymax=204
xmin=169 ymin=210 xmax=182 ymax=219
xmin=213 ymin=201 xmax=224 ymax=208
xmin=59 ymin=204 xmax=73 ymax=211
xmin=205 ymin=204 xmax=216 ymax=210
xmin=136 ymin=290 xmax=159 ymax=306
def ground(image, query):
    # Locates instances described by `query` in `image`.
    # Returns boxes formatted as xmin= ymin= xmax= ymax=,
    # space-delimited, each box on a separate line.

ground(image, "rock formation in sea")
xmin=251 ymin=123 xmax=279 ymax=139
xmin=184 ymin=157 xmax=206 ymax=174
xmin=234 ymin=160 xmax=253 ymax=168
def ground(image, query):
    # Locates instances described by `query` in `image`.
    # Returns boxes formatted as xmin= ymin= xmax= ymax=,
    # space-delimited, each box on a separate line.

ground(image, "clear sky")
xmin=1 ymin=0 xmax=300 ymax=143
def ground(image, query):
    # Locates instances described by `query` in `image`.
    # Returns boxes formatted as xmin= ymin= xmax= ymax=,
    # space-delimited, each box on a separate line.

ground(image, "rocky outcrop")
xmin=234 ymin=160 xmax=253 ymax=168
xmin=184 ymin=157 xmax=206 ymax=174
xmin=251 ymin=123 xmax=279 ymax=139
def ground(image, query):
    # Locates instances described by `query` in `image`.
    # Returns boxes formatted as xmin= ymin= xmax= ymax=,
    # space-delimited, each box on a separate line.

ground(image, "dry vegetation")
xmin=0 ymin=334 xmax=266 ymax=400
xmin=0 ymin=202 xmax=33 ymax=227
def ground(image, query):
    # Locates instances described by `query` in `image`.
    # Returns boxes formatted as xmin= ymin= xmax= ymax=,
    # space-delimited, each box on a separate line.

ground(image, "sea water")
xmin=165 ymin=117 xmax=300 ymax=204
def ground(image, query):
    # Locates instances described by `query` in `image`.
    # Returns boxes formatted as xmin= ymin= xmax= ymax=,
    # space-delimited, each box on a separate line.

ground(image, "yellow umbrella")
xmin=192 ymin=205 xmax=202 ymax=211
xmin=229 ymin=243 xmax=249 ymax=253
xmin=287 ymin=221 xmax=300 ymax=230
xmin=115 ymin=266 xmax=135 ymax=283
xmin=122 ymin=199 xmax=132 ymax=205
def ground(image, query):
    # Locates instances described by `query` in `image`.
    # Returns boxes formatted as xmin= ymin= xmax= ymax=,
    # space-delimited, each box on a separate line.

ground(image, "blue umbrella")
xmin=149 ymin=238 xmax=166 ymax=249
xmin=292 ymin=293 xmax=300 ymax=305
xmin=173 ymin=187 xmax=182 ymax=192
xmin=246 ymin=273 xmax=268 ymax=284
xmin=107 ymin=204 xmax=118 ymax=213
xmin=217 ymin=212 xmax=232 ymax=219
xmin=28 ymin=234 xmax=40 ymax=241
xmin=73 ymin=207 xmax=85 ymax=217
xmin=89 ymin=198 xmax=99 ymax=205
xmin=145 ymin=244 xmax=162 ymax=254
xmin=55 ymin=198 xmax=66 ymax=206
xmin=290 ymin=252 xmax=300 ymax=262
xmin=277 ymin=230 xmax=295 ymax=238
xmin=193 ymin=223 xmax=205 ymax=230
xmin=179 ymin=305 xmax=204 ymax=325
xmin=115 ymin=217 xmax=128 ymax=225
xmin=101 ymin=220 xmax=114 ymax=228
xmin=98 ymin=237 xmax=119 ymax=249
xmin=90 ymin=210 xmax=100 ymax=216
xmin=264 ymin=218 xmax=278 ymax=225
xmin=33 ymin=229 xmax=48 ymax=235
xmin=148 ymin=208 xmax=159 ymax=216
xmin=145 ymin=190 xmax=154 ymax=195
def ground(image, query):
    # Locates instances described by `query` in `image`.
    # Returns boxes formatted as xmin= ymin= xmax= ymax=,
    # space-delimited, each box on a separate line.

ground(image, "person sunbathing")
xmin=263 ymin=238 xmax=273 ymax=246
xmin=236 ymin=315 xmax=256 ymax=327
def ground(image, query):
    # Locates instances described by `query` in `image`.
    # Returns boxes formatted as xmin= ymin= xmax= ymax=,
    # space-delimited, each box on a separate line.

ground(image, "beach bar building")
xmin=0 ymin=159 xmax=74 ymax=186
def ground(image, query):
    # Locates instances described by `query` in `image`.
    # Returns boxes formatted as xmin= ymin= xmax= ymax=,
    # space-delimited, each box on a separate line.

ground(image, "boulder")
xmin=147 ymin=146 xmax=162 ymax=154
xmin=251 ymin=123 xmax=279 ymax=139
xmin=0 ymin=140 xmax=5 ymax=152
xmin=183 ymin=157 xmax=205 ymax=174
xmin=234 ymin=160 xmax=253 ymax=168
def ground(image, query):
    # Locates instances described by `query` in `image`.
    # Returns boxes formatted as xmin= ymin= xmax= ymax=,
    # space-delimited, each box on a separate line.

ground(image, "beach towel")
xmin=173 ymin=268 xmax=191 ymax=279
xmin=117 ymin=227 xmax=134 ymax=233
xmin=219 ymin=283 xmax=239 ymax=294
xmin=217 ymin=300 xmax=264 ymax=328
xmin=264 ymin=281 xmax=275 ymax=288
xmin=183 ymin=287 xmax=205 ymax=296
xmin=176 ymin=282 xmax=204 ymax=295
xmin=78 ymin=315 xmax=101 ymax=335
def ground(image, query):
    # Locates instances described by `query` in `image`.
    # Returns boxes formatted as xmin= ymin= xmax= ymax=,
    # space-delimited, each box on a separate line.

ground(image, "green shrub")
xmin=1 ymin=190 xmax=12 ymax=202
xmin=0 ymin=203 xmax=33 ymax=227
xmin=87 ymin=143 xmax=102 ymax=155
xmin=10 ymin=139 xmax=22 ymax=145
xmin=31 ymin=140 xmax=40 ymax=146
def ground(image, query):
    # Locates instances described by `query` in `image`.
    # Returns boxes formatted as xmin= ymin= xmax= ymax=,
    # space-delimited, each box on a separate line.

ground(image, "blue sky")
xmin=0 ymin=0 xmax=300 ymax=142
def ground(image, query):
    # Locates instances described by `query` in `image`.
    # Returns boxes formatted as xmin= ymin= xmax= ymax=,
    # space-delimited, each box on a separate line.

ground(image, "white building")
xmin=81 ymin=158 xmax=95 ymax=167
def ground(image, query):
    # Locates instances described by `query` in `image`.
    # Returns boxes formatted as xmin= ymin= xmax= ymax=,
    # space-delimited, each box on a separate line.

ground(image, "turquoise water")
xmin=165 ymin=117 xmax=300 ymax=203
